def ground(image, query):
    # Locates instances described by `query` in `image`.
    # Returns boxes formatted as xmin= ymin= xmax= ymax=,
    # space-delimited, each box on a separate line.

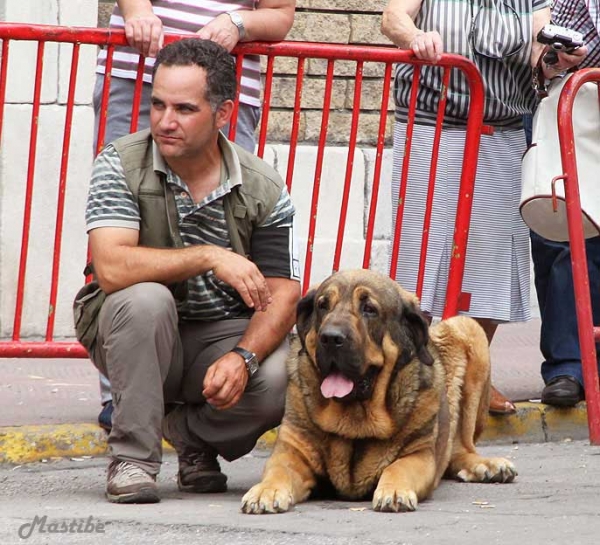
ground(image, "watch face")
xmin=246 ymin=355 xmax=259 ymax=376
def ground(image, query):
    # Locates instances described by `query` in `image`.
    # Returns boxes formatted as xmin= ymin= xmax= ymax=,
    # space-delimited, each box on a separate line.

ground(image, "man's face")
xmin=150 ymin=64 xmax=229 ymax=161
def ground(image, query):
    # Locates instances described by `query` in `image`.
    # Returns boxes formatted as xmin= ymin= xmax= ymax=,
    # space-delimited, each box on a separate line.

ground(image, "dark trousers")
xmin=530 ymin=231 xmax=600 ymax=386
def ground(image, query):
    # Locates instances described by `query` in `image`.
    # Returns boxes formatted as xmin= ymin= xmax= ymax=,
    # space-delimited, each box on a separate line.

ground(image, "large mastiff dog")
xmin=241 ymin=269 xmax=516 ymax=514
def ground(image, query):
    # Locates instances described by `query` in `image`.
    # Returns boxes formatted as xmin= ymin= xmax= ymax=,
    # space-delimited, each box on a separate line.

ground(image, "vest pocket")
xmin=73 ymin=281 xmax=106 ymax=352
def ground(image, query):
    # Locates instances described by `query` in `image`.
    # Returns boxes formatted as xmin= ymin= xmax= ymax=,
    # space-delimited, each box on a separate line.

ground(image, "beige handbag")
xmin=520 ymin=74 xmax=600 ymax=242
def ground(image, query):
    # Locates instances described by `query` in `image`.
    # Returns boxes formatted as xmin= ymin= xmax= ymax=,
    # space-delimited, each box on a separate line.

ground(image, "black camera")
xmin=537 ymin=25 xmax=584 ymax=64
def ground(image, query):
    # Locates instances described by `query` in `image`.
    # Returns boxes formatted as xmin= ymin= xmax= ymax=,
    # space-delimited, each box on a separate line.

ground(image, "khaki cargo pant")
xmin=89 ymin=282 xmax=289 ymax=475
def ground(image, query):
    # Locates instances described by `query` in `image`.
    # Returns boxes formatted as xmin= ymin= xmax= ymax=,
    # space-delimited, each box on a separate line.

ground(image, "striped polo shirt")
xmin=86 ymin=134 xmax=299 ymax=321
xmin=553 ymin=0 xmax=600 ymax=68
xmin=96 ymin=1 xmax=261 ymax=107
xmin=394 ymin=0 xmax=552 ymax=127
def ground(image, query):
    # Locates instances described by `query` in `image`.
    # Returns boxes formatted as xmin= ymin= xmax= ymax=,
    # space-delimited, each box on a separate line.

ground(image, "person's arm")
xmin=381 ymin=0 xmax=443 ymax=63
xmin=197 ymin=0 xmax=296 ymax=52
xmin=202 ymin=276 xmax=301 ymax=410
xmin=117 ymin=0 xmax=164 ymax=57
xmin=89 ymin=227 xmax=272 ymax=311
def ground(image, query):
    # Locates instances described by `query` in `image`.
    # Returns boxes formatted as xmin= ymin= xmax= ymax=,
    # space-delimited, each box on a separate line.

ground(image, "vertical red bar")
xmin=302 ymin=58 xmax=334 ymax=291
xmin=130 ymin=56 xmax=145 ymax=133
xmin=284 ymin=57 xmax=305 ymax=193
xmin=257 ymin=55 xmax=275 ymax=159
xmin=388 ymin=65 xmax=421 ymax=292
xmin=415 ymin=68 xmax=450 ymax=298
xmin=96 ymin=44 xmax=114 ymax=155
xmin=13 ymin=40 xmax=45 ymax=340
xmin=332 ymin=60 xmax=363 ymax=273
xmin=364 ymin=62 xmax=393 ymax=269
xmin=228 ymin=51 xmax=244 ymax=143
xmin=46 ymin=43 xmax=80 ymax=341
xmin=442 ymin=62 xmax=485 ymax=319
xmin=0 ymin=39 xmax=9 ymax=146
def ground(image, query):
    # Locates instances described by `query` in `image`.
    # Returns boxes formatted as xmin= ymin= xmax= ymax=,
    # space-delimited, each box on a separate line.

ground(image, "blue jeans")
xmin=530 ymin=231 xmax=600 ymax=386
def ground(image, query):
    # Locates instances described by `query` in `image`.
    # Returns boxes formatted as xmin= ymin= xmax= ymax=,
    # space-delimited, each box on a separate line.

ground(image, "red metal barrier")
xmin=0 ymin=23 xmax=483 ymax=358
xmin=556 ymin=68 xmax=600 ymax=445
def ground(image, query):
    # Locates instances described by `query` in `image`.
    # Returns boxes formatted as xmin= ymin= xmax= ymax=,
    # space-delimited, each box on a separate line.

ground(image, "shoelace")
xmin=110 ymin=461 xmax=149 ymax=480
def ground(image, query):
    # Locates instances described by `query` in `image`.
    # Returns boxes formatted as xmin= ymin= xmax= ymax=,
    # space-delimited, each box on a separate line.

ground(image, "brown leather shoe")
xmin=489 ymin=385 xmax=516 ymax=415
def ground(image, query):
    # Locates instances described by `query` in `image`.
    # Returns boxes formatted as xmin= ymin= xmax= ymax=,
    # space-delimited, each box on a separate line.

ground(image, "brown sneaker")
xmin=162 ymin=409 xmax=228 ymax=493
xmin=106 ymin=460 xmax=160 ymax=504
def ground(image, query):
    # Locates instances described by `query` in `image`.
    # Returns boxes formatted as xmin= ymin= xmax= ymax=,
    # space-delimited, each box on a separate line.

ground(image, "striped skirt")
xmin=390 ymin=121 xmax=531 ymax=323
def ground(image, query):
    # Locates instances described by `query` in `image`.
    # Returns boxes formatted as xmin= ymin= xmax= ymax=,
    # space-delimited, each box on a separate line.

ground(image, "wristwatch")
xmin=226 ymin=11 xmax=246 ymax=41
xmin=231 ymin=346 xmax=259 ymax=377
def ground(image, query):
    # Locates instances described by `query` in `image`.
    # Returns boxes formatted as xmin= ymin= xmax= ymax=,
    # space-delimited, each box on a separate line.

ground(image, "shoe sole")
xmin=106 ymin=487 xmax=160 ymax=504
xmin=178 ymin=473 xmax=227 ymax=493
xmin=541 ymin=395 xmax=582 ymax=407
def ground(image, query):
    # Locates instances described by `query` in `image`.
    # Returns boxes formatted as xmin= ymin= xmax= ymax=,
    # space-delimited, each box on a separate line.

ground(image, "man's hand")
xmin=196 ymin=13 xmax=242 ymax=52
xmin=123 ymin=12 xmax=164 ymax=57
xmin=203 ymin=352 xmax=248 ymax=410
xmin=210 ymin=247 xmax=272 ymax=311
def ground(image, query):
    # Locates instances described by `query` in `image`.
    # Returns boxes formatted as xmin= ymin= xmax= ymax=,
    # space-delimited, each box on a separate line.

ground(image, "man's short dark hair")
xmin=153 ymin=38 xmax=237 ymax=111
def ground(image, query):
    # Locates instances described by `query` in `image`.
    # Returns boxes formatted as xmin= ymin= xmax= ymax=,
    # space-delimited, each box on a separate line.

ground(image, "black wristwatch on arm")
xmin=231 ymin=346 xmax=259 ymax=377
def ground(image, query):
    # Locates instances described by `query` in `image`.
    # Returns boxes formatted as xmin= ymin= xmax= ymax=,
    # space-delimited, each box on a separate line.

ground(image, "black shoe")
xmin=162 ymin=408 xmax=228 ymax=493
xmin=541 ymin=376 xmax=584 ymax=407
xmin=98 ymin=401 xmax=113 ymax=432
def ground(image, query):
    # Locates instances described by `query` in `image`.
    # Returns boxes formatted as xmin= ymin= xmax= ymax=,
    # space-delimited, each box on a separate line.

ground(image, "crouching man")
xmin=74 ymin=38 xmax=301 ymax=504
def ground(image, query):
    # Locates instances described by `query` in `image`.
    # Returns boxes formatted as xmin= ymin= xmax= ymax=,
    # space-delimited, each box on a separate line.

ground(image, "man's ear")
xmin=215 ymin=99 xmax=234 ymax=130
xmin=296 ymin=288 xmax=318 ymax=347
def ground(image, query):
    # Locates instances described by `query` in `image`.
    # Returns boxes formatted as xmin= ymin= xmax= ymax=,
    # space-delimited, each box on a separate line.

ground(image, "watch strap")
xmin=231 ymin=346 xmax=253 ymax=362
xmin=231 ymin=346 xmax=258 ymax=376
xmin=226 ymin=11 xmax=246 ymax=41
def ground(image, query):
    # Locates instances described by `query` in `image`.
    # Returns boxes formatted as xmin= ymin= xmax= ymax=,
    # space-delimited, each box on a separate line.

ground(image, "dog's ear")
xmin=404 ymin=303 xmax=434 ymax=366
xmin=296 ymin=287 xmax=318 ymax=346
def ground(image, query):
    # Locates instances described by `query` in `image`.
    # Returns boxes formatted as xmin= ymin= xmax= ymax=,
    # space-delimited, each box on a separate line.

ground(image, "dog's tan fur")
xmin=241 ymin=270 xmax=516 ymax=514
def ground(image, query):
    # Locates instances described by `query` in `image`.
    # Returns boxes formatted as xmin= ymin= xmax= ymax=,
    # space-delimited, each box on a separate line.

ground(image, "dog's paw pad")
xmin=457 ymin=457 xmax=517 ymax=483
xmin=372 ymin=487 xmax=418 ymax=512
xmin=241 ymin=484 xmax=293 ymax=514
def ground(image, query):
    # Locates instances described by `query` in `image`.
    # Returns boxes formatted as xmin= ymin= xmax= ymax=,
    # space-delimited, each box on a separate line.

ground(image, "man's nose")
xmin=159 ymin=108 xmax=178 ymax=129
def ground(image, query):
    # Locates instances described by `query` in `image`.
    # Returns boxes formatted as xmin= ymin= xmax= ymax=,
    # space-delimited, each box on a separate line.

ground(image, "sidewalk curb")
xmin=480 ymin=401 xmax=589 ymax=444
xmin=0 ymin=402 xmax=590 ymax=465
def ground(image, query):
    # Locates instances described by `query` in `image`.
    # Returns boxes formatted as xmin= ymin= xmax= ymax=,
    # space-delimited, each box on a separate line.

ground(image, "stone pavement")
xmin=0 ymin=318 xmax=593 ymax=464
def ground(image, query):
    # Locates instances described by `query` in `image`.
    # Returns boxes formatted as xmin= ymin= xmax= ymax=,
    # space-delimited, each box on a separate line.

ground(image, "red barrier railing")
xmin=0 ymin=23 xmax=483 ymax=358
xmin=555 ymin=68 xmax=600 ymax=445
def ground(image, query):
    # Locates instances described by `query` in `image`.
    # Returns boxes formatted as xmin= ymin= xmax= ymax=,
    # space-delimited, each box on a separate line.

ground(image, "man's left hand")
xmin=202 ymin=351 xmax=249 ymax=410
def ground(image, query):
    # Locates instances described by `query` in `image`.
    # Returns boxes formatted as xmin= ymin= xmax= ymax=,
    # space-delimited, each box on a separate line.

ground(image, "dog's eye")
xmin=361 ymin=302 xmax=378 ymax=318
xmin=317 ymin=297 xmax=329 ymax=311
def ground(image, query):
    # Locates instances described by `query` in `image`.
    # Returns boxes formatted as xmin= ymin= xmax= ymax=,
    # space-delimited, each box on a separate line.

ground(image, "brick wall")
xmin=97 ymin=1 xmax=394 ymax=144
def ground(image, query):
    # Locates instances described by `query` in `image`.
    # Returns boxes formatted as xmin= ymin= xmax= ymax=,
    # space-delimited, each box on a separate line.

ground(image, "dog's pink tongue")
xmin=320 ymin=372 xmax=354 ymax=399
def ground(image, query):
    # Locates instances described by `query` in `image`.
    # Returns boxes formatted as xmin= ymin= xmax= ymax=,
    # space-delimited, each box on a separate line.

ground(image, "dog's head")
xmin=296 ymin=269 xmax=433 ymax=402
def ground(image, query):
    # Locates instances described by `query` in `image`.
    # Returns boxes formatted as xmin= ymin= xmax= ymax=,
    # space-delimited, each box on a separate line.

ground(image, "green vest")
xmin=73 ymin=129 xmax=285 ymax=351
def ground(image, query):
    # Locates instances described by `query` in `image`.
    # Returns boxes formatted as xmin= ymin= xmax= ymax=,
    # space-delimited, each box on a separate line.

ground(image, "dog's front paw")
xmin=372 ymin=485 xmax=418 ymax=512
xmin=456 ymin=456 xmax=517 ymax=483
xmin=241 ymin=483 xmax=294 ymax=514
